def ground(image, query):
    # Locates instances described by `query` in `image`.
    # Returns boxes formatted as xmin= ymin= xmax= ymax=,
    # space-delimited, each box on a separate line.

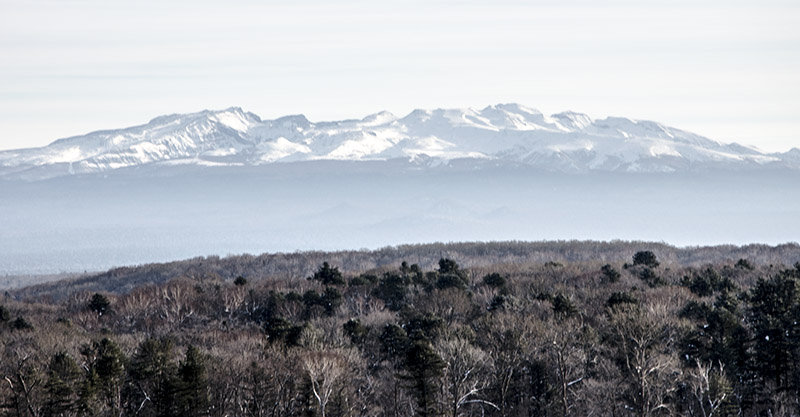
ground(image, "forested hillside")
xmin=2 ymin=244 xmax=800 ymax=416
xmin=9 ymin=240 xmax=800 ymax=297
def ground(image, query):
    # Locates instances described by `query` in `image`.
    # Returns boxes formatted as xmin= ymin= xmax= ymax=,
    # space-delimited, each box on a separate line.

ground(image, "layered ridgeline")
xmin=1 ymin=104 xmax=797 ymax=180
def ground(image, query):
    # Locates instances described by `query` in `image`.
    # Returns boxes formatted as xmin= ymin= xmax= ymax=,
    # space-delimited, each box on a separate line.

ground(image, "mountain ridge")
xmin=1 ymin=103 xmax=797 ymax=180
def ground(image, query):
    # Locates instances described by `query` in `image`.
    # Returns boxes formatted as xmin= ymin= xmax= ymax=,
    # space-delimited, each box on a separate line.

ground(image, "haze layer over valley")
xmin=1 ymin=104 xmax=797 ymax=276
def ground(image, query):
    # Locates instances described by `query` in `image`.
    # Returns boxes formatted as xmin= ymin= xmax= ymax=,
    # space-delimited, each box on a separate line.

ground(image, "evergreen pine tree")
xmin=44 ymin=352 xmax=81 ymax=417
xmin=124 ymin=338 xmax=176 ymax=417
xmin=402 ymin=341 xmax=445 ymax=417
xmin=175 ymin=345 xmax=209 ymax=417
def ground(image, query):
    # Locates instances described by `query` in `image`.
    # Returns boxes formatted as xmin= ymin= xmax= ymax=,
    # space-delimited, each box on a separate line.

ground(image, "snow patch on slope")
xmin=257 ymin=138 xmax=312 ymax=162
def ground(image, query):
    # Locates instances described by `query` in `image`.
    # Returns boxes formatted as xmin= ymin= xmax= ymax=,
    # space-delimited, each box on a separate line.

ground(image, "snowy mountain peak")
xmin=492 ymin=102 xmax=542 ymax=114
xmin=270 ymin=114 xmax=311 ymax=129
xmin=551 ymin=111 xmax=593 ymax=131
xmin=1 ymin=103 xmax=797 ymax=180
xmin=403 ymin=108 xmax=434 ymax=121
xmin=361 ymin=111 xmax=398 ymax=126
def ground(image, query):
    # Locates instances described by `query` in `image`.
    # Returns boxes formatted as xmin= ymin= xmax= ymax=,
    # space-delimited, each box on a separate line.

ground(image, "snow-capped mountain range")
xmin=2 ymin=103 xmax=800 ymax=276
xmin=1 ymin=103 xmax=797 ymax=179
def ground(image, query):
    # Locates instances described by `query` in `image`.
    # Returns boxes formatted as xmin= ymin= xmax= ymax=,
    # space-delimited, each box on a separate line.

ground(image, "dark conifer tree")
xmin=311 ymin=262 xmax=345 ymax=285
xmin=81 ymin=338 xmax=126 ymax=416
xmin=374 ymin=272 xmax=410 ymax=311
xmin=0 ymin=304 xmax=10 ymax=322
xmin=88 ymin=293 xmax=111 ymax=316
xmin=402 ymin=341 xmax=445 ymax=417
xmin=124 ymin=338 xmax=176 ymax=417
xmin=435 ymin=258 xmax=469 ymax=290
xmin=381 ymin=324 xmax=411 ymax=367
xmin=601 ymin=264 xmax=621 ymax=283
xmin=632 ymin=251 xmax=660 ymax=268
xmin=748 ymin=273 xmax=800 ymax=400
xmin=44 ymin=352 xmax=81 ymax=417
xmin=175 ymin=345 xmax=209 ymax=417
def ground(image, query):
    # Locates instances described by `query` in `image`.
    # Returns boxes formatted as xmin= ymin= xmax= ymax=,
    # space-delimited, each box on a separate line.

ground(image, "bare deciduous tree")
xmin=437 ymin=335 xmax=498 ymax=417
xmin=607 ymin=304 xmax=680 ymax=417
xmin=302 ymin=350 xmax=347 ymax=417
xmin=684 ymin=361 xmax=734 ymax=417
xmin=541 ymin=316 xmax=590 ymax=417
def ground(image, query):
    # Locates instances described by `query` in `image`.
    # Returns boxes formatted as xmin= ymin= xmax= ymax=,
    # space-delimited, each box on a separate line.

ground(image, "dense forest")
xmin=2 ymin=242 xmax=800 ymax=416
xmin=8 ymin=240 xmax=800 ymax=296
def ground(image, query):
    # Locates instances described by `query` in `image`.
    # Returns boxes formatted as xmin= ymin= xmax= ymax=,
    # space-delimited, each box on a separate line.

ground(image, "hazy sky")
xmin=1 ymin=0 xmax=798 ymax=152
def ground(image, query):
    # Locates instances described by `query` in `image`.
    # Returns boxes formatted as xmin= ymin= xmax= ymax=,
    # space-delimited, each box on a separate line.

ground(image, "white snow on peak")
xmin=0 ymin=103 xmax=796 ymax=179
xmin=208 ymin=107 xmax=257 ymax=132
xmin=360 ymin=111 xmax=398 ymax=126
xmin=551 ymin=111 xmax=592 ymax=131
xmin=649 ymin=143 xmax=681 ymax=158
xmin=479 ymin=104 xmax=560 ymax=131
xmin=257 ymin=137 xmax=312 ymax=162
xmin=48 ymin=146 xmax=84 ymax=163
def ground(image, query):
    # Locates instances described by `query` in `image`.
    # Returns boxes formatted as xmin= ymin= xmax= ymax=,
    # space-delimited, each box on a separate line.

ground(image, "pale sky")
xmin=1 ymin=0 xmax=798 ymax=152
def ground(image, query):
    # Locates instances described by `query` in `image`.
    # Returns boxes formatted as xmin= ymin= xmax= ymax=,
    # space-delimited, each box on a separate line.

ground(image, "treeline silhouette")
xmin=11 ymin=240 xmax=800 ymax=299
xmin=2 ymin=243 xmax=800 ymax=416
